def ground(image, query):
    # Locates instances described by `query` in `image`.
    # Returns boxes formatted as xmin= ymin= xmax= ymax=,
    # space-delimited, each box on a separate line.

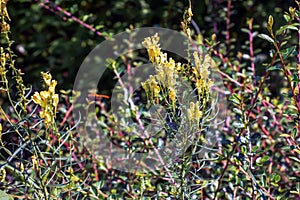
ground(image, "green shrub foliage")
xmin=1 ymin=0 xmax=300 ymax=199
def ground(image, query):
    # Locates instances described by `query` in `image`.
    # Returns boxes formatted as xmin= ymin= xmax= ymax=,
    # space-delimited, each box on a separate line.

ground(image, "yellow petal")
xmin=153 ymin=84 xmax=160 ymax=98
xmin=40 ymin=91 xmax=49 ymax=100
xmin=42 ymin=72 xmax=52 ymax=86
xmin=52 ymin=94 xmax=59 ymax=115
xmin=40 ymin=110 xmax=51 ymax=124
xmin=32 ymin=92 xmax=42 ymax=105
xmin=49 ymin=80 xmax=57 ymax=93
xmin=169 ymin=88 xmax=176 ymax=103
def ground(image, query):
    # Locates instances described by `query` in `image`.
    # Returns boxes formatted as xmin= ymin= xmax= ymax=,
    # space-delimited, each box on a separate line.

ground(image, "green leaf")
xmin=281 ymin=146 xmax=291 ymax=151
xmin=95 ymin=25 xmax=104 ymax=30
xmin=229 ymin=94 xmax=241 ymax=105
xmin=233 ymin=122 xmax=245 ymax=128
xmin=241 ymin=145 xmax=247 ymax=154
xmin=290 ymin=191 xmax=300 ymax=194
xmin=270 ymin=173 xmax=276 ymax=181
xmin=290 ymin=156 xmax=300 ymax=163
xmin=252 ymin=146 xmax=259 ymax=152
xmin=287 ymin=105 xmax=298 ymax=114
xmin=267 ymin=65 xmax=281 ymax=72
xmin=283 ymin=13 xmax=291 ymax=22
xmin=82 ymin=15 xmax=89 ymax=22
xmin=233 ymin=108 xmax=243 ymax=115
xmin=280 ymin=46 xmax=296 ymax=59
xmin=261 ymin=155 xmax=269 ymax=163
xmin=276 ymin=23 xmax=298 ymax=36
xmin=0 ymin=191 xmax=11 ymax=200
xmin=271 ymin=182 xmax=279 ymax=187
xmin=258 ymin=34 xmax=274 ymax=43
xmin=291 ymin=74 xmax=300 ymax=84
xmin=275 ymin=175 xmax=281 ymax=183
xmin=241 ymin=28 xmax=250 ymax=34
xmin=292 ymin=128 xmax=298 ymax=138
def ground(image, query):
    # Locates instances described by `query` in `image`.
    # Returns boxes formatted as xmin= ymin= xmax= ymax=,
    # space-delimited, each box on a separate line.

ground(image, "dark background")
xmin=8 ymin=0 xmax=295 ymax=91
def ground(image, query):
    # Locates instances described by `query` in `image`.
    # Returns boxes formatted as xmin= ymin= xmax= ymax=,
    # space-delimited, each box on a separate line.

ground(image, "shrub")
xmin=1 ymin=0 xmax=300 ymax=199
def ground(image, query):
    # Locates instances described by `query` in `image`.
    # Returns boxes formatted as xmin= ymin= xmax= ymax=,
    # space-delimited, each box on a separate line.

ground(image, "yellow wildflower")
xmin=195 ymin=79 xmax=203 ymax=94
xmin=169 ymin=88 xmax=176 ymax=103
xmin=142 ymin=33 xmax=161 ymax=63
xmin=142 ymin=75 xmax=160 ymax=101
xmin=53 ymin=93 xmax=59 ymax=114
xmin=0 ymin=123 xmax=2 ymax=145
xmin=32 ymin=91 xmax=48 ymax=108
xmin=40 ymin=110 xmax=51 ymax=124
xmin=201 ymin=55 xmax=211 ymax=79
xmin=32 ymin=72 xmax=59 ymax=126
xmin=42 ymin=71 xmax=52 ymax=86
xmin=158 ymin=52 xmax=168 ymax=65
xmin=193 ymin=52 xmax=211 ymax=80
xmin=49 ymin=80 xmax=57 ymax=93
xmin=195 ymin=101 xmax=202 ymax=125
xmin=0 ymin=168 xmax=6 ymax=182
xmin=187 ymin=101 xmax=202 ymax=128
xmin=187 ymin=102 xmax=195 ymax=122
xmin=141 ymin=33 xmax=215 ymax=135
xmin=150 ymin=75 xmax=160 ymax=98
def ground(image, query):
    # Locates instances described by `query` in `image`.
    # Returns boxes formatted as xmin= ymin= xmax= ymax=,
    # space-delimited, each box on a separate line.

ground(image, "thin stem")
xmin=247 ymin=19 xmax=293 ymax=116
xmin=273 ymin=41 xmax=300 ymax=115
xmin=297 ymin=16 xmax=300 ymax=133
xmin=37 ymin=0 xmax=108 ymax=40
xmin=248 ymin=18 xmax=256 ymax=81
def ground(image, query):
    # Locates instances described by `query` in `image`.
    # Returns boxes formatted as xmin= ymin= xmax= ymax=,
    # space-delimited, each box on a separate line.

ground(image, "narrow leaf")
xmin=267 ymin=65 xmax=281 ymax=71
xmin=233 ymin=122 xmax=245 ymax=128
xmin=229 ymin=94 xmax=241 ymax=105
xmin=280 ymin=46 xmax=296 ymax=59
xmin=276 ymin=23 xmax=298 ymax=36
xmin=280 ymin=134 xmax=290 ymax=137
xmin=233 ymin=108 xmax=243 ymax=115
xmin=258 ymin=34 xmax=274 ymax=43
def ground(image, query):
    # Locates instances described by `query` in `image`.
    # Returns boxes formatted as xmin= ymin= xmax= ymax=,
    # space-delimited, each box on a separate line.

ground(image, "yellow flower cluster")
xmin=141 ymin=75 xmax=160 ymax=100
xmin=142 ymin=33 xmax=214 ymax=130
xmin=141 ymin=33 xmax=161 ymax=63
xmin=192 ymin=52 xmax=213 ymax=103
xmin=32 ymin=72 xmax=59 ymax=126
xmin=0 ymin=47 xmax=7 ymax=78
xmin=142 ymin=34 xmax=181 ymax=104
xmin=187 ymin=101 xmax=202 ymax=128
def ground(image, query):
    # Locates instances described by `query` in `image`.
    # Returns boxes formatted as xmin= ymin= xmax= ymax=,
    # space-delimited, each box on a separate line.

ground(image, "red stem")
xmin=37 ymin=0 xmax=108 ymax=40
xmin=248 ymin=18 xmax=255 ymax=79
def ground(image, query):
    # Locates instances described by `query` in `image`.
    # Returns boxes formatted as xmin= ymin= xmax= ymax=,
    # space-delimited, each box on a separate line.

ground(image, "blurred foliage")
xmin=7 ymin=0 xmax=294 ymax=89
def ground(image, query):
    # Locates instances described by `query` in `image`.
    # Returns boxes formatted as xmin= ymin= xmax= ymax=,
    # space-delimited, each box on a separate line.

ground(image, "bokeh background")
xmin=8 ymin=0 xmax=295 ymax=91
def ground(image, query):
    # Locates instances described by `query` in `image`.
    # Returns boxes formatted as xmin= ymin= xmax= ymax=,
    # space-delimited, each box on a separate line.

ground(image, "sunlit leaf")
xmin=229 ymin=94 xmax=241 ymax=105
xmin=276 ymin=23 xmax=298 ymax=36
xmin=258 ymin=34 xmax=274 ymax=43
xmin=280 ymin=134 xmax=290 ymax=137
xmin=233 ymin=122 xmax=245 ymax=128
xmin=0 ymin=191 xmax=11 ymax=200
xmin=233 ymin=108 xmax=243 ymax=115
